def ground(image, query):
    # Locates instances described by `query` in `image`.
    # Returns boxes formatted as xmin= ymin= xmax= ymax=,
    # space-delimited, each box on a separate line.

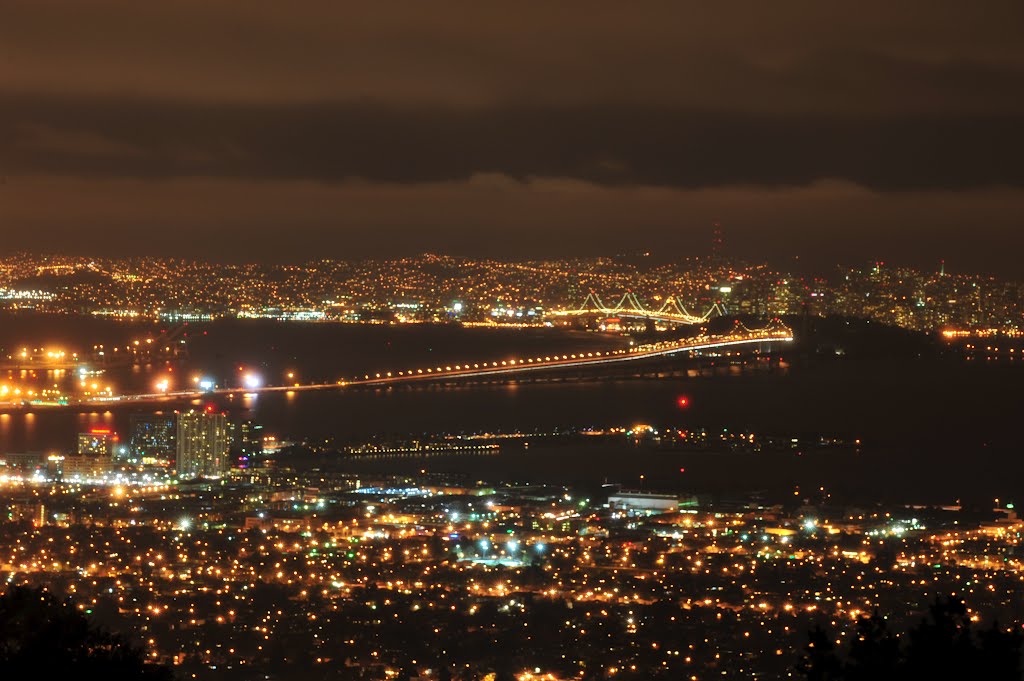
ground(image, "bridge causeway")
xmin=72 ymin=320 xmax=793 ymax=408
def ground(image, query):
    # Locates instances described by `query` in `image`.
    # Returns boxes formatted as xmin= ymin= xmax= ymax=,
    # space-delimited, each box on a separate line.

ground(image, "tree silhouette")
xmin=797 ymin=625 xmax=842 ymax=681
xmin=797 ymin=597 xmax=1022 ymax=681
xmin=903 ymin=597 xmax=977 ymax=679
xmin=0 ymin=586 xmax=173 ymax=680
xmin=845 ymin=613 xmax=900 ymax=681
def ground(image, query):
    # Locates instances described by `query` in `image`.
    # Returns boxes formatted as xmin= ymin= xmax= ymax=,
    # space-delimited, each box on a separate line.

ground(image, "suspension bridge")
xmin=549 ymin=292 xmax=728 ymax=324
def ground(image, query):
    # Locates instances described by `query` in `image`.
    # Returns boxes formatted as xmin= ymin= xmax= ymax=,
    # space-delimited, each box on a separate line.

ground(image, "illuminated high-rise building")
xmin=176 ymin=411 xmax=229 ymax=478
xmin=129 ymin=413 xmax=176 ymax=465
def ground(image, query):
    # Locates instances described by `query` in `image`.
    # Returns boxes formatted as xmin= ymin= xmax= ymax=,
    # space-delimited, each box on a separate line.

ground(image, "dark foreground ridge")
xmin=798 ymin=597 xmax=1022 ymax=681
xmin=0 ymin=585 xmax=172 ymax=680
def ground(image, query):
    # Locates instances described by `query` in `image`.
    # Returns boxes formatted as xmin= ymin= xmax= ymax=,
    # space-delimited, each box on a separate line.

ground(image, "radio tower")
xmin=711 ymin=220 xmax=724 ymax=260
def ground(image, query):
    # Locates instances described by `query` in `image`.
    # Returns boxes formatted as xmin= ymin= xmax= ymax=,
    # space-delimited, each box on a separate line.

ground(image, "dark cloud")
xmin=2 ymin=94 xmax=1023 ymax=191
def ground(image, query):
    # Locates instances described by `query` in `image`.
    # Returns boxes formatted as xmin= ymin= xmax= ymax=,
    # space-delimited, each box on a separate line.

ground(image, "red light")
xmin=679 ymin=467 xmax=685 ymax=473
xmin=676 ymin=396 xmax=690 ymax=408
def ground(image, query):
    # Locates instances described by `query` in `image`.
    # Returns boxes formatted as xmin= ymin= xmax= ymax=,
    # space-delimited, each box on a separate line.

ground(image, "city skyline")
xmin=2 ymin=252 xmax=1021 ymax=335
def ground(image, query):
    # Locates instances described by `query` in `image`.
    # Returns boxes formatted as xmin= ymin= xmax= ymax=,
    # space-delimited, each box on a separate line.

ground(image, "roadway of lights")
xmin=73 ymin=327 xmax=793 ymax=407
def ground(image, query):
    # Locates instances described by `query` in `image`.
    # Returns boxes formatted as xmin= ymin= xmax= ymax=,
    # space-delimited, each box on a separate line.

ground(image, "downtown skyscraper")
xmin=175 ymin=411 xmax=229 ymax=478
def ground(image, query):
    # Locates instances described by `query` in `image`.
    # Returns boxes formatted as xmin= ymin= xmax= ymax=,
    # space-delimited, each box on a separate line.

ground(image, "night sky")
xmin=2 ymin=2 xmax=1023 ymax=274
